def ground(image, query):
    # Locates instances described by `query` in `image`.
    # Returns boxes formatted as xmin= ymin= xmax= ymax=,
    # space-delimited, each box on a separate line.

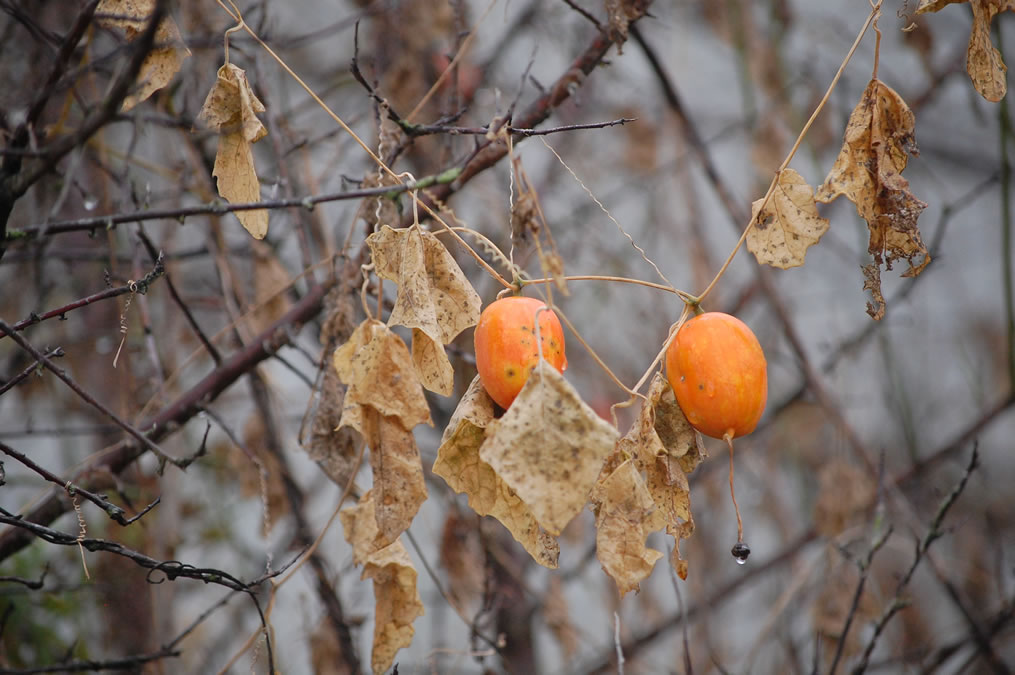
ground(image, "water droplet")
xmin=83 ymin=196 xmax=98 ymax=211
xmin=731 ymin=541 xmax=750 ymax=565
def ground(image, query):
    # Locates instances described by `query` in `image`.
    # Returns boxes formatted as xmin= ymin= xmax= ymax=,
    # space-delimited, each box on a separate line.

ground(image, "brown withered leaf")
xmin=590 ymin=458 xmax=665 ymax=596
xmin=617 ymin=374 xmax=704 ymax=580
xmin=747 ymin=168 xmax=830 ymax=269
xmin=339 ymin=493 xmax=424 ymax=675
xmin=432 ymin=376 xmax=559 ymax=568
xmin=479 ymin=362 xmax=618 ymax=536
xmin=198 ymin=64 xmax=268 ymax=239
xmin=816 ymin=78 xmax=929 ymax=319
xmin=367 ymin=225 xmax=482 ymax=394
xmin=917 ymin=0 xmax=1015 ymax=102
xmin=333 ymin=319 xmax=432 ymax=431
xmin=97 ymin=0 xmax=191 ymax=111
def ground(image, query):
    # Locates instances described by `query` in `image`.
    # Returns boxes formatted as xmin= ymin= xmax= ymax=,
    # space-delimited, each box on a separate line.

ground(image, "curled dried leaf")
xmin=590 ymin=458 xmax=664 ymax=596
xmin=198 ymin=64 xmax=269 ymax=238
xmin=432 ymin=377 xmax=560 ymax=567
xmin=747 ymin=168 xmax=830 ymax=269
xmin=333 ymin=319 xmax=432 ymax=430
xmin=816 ymin=79 xmax=929 ymax=319
xmin=478 ymin=362 xmax=618 ymax=536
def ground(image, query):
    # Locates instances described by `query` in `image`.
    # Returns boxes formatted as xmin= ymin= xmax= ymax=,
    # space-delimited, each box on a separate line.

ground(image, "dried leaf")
xmin=917 ymin=0 xmax=1015 ymax=102
xmin=247 ymin=241 xmax=292 ymax=335
xmin=198 ymin=64 xmax=268 ymax=238
xmin=478 ymin=362 xmax=618 ymax=536
xmin=347 ymin=406 xmax=427 ymax=548
xmin=816 ymin=79 xmax=929 ymax=319
xmin=339 ymin=493 xmax=424 ymax=675
xmin=433 ymin=376 xmax=559 ymax=568
xmin=96 ymin=0 xmax=191 ymax=110
xmin=411 ymin=328 xmax=455 ymax=396
xmin=618 ymin=374 xmax=704 ymax=579
xmin=333 ymin=319 xmax=432 ymax=431
xmin=747 ymin=168 xmax=830 ymax=269
xmin=590 ymin=458 xmax=665 ymax=596
xmin=367 ymin=225 xmax=482 ymax=392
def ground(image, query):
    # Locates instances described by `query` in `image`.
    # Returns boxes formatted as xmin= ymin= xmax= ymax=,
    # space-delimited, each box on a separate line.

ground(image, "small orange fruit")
xmin=665 ymin=312 xmax=767 ymax=439
xmin=474 ymin=296 xmax=568 ymax=409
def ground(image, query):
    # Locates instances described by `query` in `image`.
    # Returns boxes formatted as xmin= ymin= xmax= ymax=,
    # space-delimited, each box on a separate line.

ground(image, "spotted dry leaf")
xmin=197 ymin=64 xmax=269 ymax=239
xmin=617 ymin=373 xmax=704 ymax=580
xmin=367 ymin=225 xmax=482 ymax=395
xmin=816 ymin=79 xmax=928 ymax=319
xmin=97 ymin=0 xmax=191 ymax=111
xmin=917 ymin=0 xmax=1015 ymax=102
xmin=339 ymin=405 xmax=427 ymax=549
xmin=339 ymin=492 xmax=424 ymax=675
xmin=333 ymin=319 xmax=432 ymax=431
xmin=478 ymin=362 xmax=618 ymax=536
xmin=747 ymin=168 xmax=830 ymax=269
xmin=432 ymin=376 xmax=559 ymax=567
xmin=589 ymin=458 xmax=664 ymax=596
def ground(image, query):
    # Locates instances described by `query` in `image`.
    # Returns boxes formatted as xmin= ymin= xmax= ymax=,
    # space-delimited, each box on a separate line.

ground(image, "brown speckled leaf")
xmin=432 ymin=376 xmax=559 ymax=567
xmin=816 ymin=79 xmax=929 ymax=319
xmin=478 ymin=362 xmax=618 ymax=536
xmin=339 ymin=493 xmax=423 ymax=675
xmin=747 ymin=169 xmax=830 ymax=269
xmin=198 ymin=64 xmax=268 ymax=238
xmin=333 ymin=319 xmax=432 ymax=430
xmin=367 ymin=225 xmax=481 ymax=393
xmin=917 ymin=0 xmax=1015 ymax=102
xmin=616 ymin=374 xmax=704 ymax=580
xmin=589 ymin=458 xmax=664 ymax=596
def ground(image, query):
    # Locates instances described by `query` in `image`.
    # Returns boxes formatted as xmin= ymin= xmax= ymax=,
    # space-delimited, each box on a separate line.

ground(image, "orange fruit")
xmin=665 ymin=312 xmax=767 ymax=439
xmin=474 ymin=296 xmax=568 ymax=409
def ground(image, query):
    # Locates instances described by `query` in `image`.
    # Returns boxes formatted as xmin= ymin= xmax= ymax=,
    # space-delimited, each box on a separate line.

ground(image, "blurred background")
xmin=1 ymin=0 xmax=1013 ymax=672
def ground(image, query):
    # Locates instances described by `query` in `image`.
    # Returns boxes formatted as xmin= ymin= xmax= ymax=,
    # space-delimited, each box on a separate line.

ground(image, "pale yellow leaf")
xmin=96 ymin=0 xmax=190 ymax=111
xmin=817 ymin=78 xmax=928 ymax=319
xmin=747 ymin=168 xmax=830 ymax=269
xmin=915 ymin=0 xmax=966 ymax=10
xmin=478 ymin=362 xmax=618 ymax=536
xmin=432 ymin=376 xmax=559 ymax=568
xmin=198 ymin=64 xmax=269 ymax=239
xmin=333 ymin=319 xmax=432 ymax=430
xmin=367 ymin=225 xmax=481 ymax=392
xmin=411 ymin=328 xmax=455 ymax=396
xmin=339 ymin=493 xmax=423 ymax=675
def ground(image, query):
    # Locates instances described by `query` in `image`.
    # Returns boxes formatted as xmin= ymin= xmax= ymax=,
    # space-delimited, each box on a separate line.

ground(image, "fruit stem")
xmin=724 ymin=432 xmax=745 ymax=544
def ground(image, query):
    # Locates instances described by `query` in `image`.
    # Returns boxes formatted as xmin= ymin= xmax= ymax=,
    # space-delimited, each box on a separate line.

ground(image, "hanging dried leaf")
xmin=338 ymin=405 xmax=427 ymax=548
xmin=478 ymin=362 xmax=618 ymax=536
xmin=433 ymin=376 xmax=560 ymax=568
xmin=198 ymin=64 xmax=269 ymax=239
xmin=590 ymin=458 xmax=664 ymax=596
xmin=411 ymin=328 xmax=455 ymax=396
xmin=917 ymin=0 xmax=1015 ymax=102
xmin=617 ymin=374 xmax=704 ymax=579
xmin=816 ymin=79 xmax=929 ymax=319
xmin=339 ymin=493 xmax=423 ymax=675
xmin=747 ymin=168 xmax=830 ymax=269
xmin=333 ymin=319 xmax=432 ymax=431
xmin=367 ymin=225 xmax=482 ymax=393
xmin=96 ymin=0 xmax=191 ymax=111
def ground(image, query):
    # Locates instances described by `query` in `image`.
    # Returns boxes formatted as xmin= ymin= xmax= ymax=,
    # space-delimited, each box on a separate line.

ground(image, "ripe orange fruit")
xmin=474 ymin=296 xmax=568 ymax=409
xmin=665 ymin=312 xmax=767 ymax=439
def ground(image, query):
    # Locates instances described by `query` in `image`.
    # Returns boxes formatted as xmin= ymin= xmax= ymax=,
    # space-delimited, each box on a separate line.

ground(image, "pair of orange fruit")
xmin=473 ymin=296 xmax=768 ymax=441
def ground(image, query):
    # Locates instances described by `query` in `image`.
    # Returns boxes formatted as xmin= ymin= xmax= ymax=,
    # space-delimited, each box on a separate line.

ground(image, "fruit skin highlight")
xmin=665 ymin=312 xmax=767 ymax=439
xmin=474 ymin=296 xmax=568 ymax=409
